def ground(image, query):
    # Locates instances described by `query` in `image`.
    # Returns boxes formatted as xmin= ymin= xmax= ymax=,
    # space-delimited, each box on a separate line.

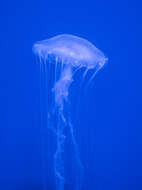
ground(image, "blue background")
xmin=1 ymin=0 xmax=140 ymax=190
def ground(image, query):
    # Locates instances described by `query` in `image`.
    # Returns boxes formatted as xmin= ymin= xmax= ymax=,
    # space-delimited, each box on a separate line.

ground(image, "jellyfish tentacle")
xmin=68 ymin=122 xmax=84 ymax=190
xmin=82 ymin=67 xmax=89 ymax=79
xmin=54 ymin=110 xmax=67 ymax=190
xmin=87 ymin=64 xmax=104 ymax=89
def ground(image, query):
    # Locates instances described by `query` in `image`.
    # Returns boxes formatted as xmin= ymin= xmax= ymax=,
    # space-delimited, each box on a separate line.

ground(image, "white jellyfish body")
xmin=33 ymin=34 xmax=107 ymax=68
xmin=33 ymin=34 xmax=107 ymax=190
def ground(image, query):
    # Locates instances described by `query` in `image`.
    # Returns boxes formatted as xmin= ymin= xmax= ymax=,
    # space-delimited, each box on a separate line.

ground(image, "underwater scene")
xmin=1 ymin=0 xmax=140 ymax=190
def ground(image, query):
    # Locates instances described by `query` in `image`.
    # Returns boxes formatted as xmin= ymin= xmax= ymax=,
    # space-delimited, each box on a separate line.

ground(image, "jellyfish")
xmin=33 ymin=34 xmax=107 ymax=190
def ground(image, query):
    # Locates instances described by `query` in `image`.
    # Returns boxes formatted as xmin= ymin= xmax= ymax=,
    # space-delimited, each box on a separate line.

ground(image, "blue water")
xmin=0 ymin=0 xmax=140 ymax=190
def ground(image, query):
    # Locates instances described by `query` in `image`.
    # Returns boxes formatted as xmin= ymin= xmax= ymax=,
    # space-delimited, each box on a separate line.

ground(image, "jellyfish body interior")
xmin=33 ymin=34 xmax=107 ymax=190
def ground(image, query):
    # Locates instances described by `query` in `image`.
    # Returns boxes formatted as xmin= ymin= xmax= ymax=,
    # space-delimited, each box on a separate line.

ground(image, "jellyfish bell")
xmin=33 ymin=34 xmax=107 ymax=70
